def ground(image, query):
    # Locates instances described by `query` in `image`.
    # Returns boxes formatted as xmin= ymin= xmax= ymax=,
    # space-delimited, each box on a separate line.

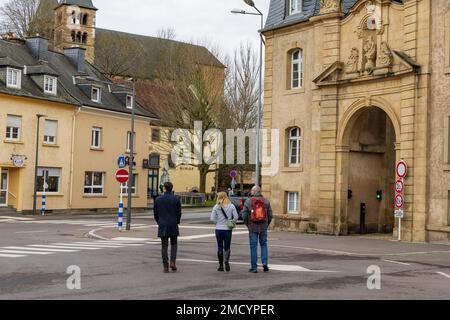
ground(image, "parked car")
xmin=229 ymin=196 xmax=249 ymax=224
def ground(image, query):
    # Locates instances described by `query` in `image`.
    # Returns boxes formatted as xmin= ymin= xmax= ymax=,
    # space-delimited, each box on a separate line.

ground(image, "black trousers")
xmin=161 ymin=236 xmax=178 ymax=265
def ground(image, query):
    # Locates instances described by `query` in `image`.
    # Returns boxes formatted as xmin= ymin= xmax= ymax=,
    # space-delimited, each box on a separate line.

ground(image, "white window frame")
xmin=91 ymin=87 xmax=101 ymax=103
xmin=84 ymin=172 xmax=105 ymax=195
xmin=291 ymin=49 xmax=303 ymax=89
xmin=289 ymin=127 xmax=301 ymax=166
xmin=287 ymin=192 xmax=300 ymax=214
xmin=121 ymin=174 xmax=138 ymax=195
xmin=6 ymin=67 xmax=21 ymax=89
xmin=126 ymin=131 xmax=136 ymax=153
xmin=44 ymin=75 xmax=57 ymax=95
xmin=37 ymin=168 xmax=61 ymax=193
xmin=126 ymin=95 xmax=133 ymax=109
xmin=290 ymin=0 xmax=302 ymax=15
xmin=44 ymin=119 xmax=58 ymax=145
xmin=91 ymin=127 xmax=102 ymax=149
xmin=6 ymin=115 xmax=22 ymax=141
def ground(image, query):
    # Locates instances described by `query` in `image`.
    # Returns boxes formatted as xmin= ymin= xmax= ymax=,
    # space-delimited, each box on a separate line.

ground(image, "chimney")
xmin=64 ymin=47 xmax=86 ymax=73
xmin=25 ymin=36 xmax=49 ymax=61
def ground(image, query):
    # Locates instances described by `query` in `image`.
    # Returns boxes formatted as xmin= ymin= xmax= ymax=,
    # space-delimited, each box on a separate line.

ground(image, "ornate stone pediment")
xmin=320 ymin=0 xmax=341 ymax=15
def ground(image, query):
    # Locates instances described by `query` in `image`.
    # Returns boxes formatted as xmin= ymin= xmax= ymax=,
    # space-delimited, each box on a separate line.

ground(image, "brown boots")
xmin=170 ymin=261 xmax=177 ymax=272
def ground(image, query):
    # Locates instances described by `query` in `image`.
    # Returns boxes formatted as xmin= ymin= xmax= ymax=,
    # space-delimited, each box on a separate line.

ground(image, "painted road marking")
xmin=437 ymin=272 xmax=450 ymax=279
xmin=382 ymin=259 xmax=411 ymax=266
xmin=29 ymin=244 xmax=102 ymax=250
xmin=0 ymin=253 xmax=26 ymax=258
xmin=52 ymin=243 xmax=123 ymax=249
xmin=177 ymin=259 xmax=338 ymax=273
xmin=179 ymin=231 xmax=248 ymax=241
xmin=15 ymin=230 xmax=49 ymax=234
xmin=0 ymin=250 xmax=54 ymax=255
xmin=5 ymin=246 xmax=79 ymax=253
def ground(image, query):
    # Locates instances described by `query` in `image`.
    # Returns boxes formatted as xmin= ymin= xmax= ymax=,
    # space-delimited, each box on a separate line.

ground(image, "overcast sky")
xmin=1 ymin=0 xmax=271 ymax=61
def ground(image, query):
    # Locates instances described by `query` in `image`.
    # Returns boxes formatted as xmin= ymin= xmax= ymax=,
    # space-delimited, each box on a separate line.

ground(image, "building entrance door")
xmin=0 ymin=169 xmax=9 ymax=207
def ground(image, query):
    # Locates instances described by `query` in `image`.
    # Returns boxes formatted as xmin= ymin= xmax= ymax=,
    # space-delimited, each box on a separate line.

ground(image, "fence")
xmin=176 ymin=192 xmax=206 ymax=206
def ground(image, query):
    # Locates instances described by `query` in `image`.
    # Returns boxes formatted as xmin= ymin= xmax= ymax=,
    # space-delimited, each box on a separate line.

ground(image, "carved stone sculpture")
xmin=378 ymin=42 xmax=393 ymax=67
xmin=363 ymin=36 xmax=377 ymax=75
xmin=346 ymin=48 xmax=359 ymax=73
xmin=320 ymin=0 xmax=340 ymax=14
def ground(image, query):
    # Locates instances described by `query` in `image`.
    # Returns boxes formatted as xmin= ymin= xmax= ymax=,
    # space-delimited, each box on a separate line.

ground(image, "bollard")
xmin=118 ymin=184 xmax=124 ymax=231
xmin=41 ymin=193 xmax=46 ymax=216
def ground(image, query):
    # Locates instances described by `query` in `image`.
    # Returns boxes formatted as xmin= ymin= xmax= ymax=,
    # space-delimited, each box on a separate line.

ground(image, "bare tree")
xmin=156 ymin=27 xmax=177 ymax=40
xmin=0 ymin=0 xmax=40 ymax=38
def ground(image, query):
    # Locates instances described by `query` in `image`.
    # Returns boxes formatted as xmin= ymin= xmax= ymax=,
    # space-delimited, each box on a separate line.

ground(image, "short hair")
xmin=164 ymin=182 xmax=174 ymax=192
xmin=252 ymin=185 xmax=261 ymax=193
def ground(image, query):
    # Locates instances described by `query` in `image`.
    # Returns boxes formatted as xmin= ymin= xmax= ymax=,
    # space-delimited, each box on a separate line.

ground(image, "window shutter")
xmin=45 ymin=120 xmax=57 ymax=137
xmin=7 ymin=115 xmax=21 ymax=127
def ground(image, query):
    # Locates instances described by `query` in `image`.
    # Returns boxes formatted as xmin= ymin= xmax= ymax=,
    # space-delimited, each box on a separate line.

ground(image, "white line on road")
xmin=0 ymin=253 xmax=26 ymax=258
xmin=29 ymin=244 xmax=102 ymax=250
xmin=382 ymin=259 xmax=411 ymax=266
xmin=437 ymin=272 xmax=450 ymax=279
xmin=0 ymin=250 xmax=54 ymax=255
xmin=4 ymin=246 xmax=79 ymax=253
xmin=53 ymin=243 xmax=124 ymax=248
xmin=15 ymin=230 xmax=49 ymax=234
xmin=179 ymin=231 xmax=248 ymax=241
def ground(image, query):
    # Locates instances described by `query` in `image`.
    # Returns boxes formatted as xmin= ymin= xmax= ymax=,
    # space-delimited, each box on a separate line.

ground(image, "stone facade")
xmin=262 ymin=0 xmax=450 ymax=243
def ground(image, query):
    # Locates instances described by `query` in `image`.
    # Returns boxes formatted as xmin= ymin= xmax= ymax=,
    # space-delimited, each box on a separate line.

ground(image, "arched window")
xmin=82 ymin=14 xmax=88 ymax=25
xmin=288 ymin=127 xmax=301 ymax=166
xmin=71 ymin=11 xmax=76 ymax=24
xmin=291 ymin=49 xmax=303 ymax=89
xmin=71 ymin=31 xmax=76 ymax=42
xmin=76 ymin=32 xmax=82 ymax=43
xmin=82 ymin=32 xmax=88 ymax=44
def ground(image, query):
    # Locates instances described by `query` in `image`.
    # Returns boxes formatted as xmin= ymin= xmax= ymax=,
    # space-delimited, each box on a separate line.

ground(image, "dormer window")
xmin=6 ymin=67 xmax=21 ymax=89
xmin=290 ymin=0 xmax=302 ymax=15
xmin=126 ymin=95 xmax=133 ymax=109
xmin=92 ymin=87 xmax=101 ymax=103
xmin=44 ymin=75 xmax=57 ymax=95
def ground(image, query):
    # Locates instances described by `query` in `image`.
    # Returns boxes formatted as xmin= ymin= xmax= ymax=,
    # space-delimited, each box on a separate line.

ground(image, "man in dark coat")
xmin=154 ymin=182 xmax=182 ymax=273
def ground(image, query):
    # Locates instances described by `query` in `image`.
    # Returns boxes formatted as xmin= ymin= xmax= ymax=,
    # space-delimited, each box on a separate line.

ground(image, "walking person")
xmin=154 ymin=182 xmax=182 ymax=273
xmin=242 ymin=186 xmax=273 ymax=273
xmin=210 ymin=192 xmax=239 ymax=272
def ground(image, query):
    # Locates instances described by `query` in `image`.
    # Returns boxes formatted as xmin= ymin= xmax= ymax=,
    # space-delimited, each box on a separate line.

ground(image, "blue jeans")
xmin=249 ymin=231 xmax=268 ymax=270
xmin=216 ymin=230 xmax=232 ymax=253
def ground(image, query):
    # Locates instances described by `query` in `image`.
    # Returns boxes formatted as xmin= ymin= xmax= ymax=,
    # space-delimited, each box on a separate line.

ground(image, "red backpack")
xmin=251 ymin=197 xmax=267 ymax=223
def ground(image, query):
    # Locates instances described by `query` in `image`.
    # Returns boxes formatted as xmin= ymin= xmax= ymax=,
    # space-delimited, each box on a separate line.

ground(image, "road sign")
xmin=118 ymin=155 xmax=126 ymax=169
xmin=395 ymin=180 xmax=404 ymax=194
xmin=395 ymin=210 xmax=404 ymax=219
xmin=230 ymin=170 xmax=238 ymax=179
xmin=395 ymin=194 xmax=404 ymax=209
xmin=115 ymin=169 xmax=129 ymax=184
xmin=396 ymin=160 xmax=408 ymax=178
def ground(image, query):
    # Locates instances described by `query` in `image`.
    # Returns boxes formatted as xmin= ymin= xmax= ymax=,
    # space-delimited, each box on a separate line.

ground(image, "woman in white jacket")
xmin=210 ymin=192 xmax=239 ymax=272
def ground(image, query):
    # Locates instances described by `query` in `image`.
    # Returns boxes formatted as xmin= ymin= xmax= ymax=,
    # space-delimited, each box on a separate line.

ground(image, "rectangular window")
xmin=44 ymin=120 xmax=58 ymax=144
xmin=6 ymin=68 xmax=21 ymax=89
xmin=91 ymin=127 xmax=102 ymax=149
xmin=126 ymin=95 xmax=133 ymax=109
xmin=91 ymin=87 xmax=101 ymax=102
xmin=287 ymin=192 xmax=299 ymax=214
xmin=152 ymin=129 xmax=161 ymax=143
xmin=127 ymin=131 xmax=136 ymax=153
xmin=44 ymin=75 xmax=57 ymax=94
xmin=84 ymin=172 xmax=104 ymax=195
xmin=6 ymin=115 xmax=21 ymax=141
xmin=37 ymin=168 xmax=61 ymax=193
xmin=290 ymin=0 xmax=302 ymax=15
xmin=121 ymin=174 xmax=137 ymax=195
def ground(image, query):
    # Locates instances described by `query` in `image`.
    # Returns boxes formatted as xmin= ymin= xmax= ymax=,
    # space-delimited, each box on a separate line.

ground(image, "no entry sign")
xmin=115 ymin=169 xmax=129 ymax=184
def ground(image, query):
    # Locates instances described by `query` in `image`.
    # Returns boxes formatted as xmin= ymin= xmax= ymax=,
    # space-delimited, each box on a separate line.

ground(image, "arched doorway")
xmin=337 ymin=104 xmax=400 ymax=235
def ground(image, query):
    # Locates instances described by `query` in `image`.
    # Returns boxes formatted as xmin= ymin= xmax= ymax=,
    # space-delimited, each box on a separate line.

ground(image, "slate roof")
xmin=263 ymin=0 xmax=403 ymax=32
xmin=0 ymin=39 xmax=157 ymax=120
xmin=57 ymin=0 xmax=97 ymax=10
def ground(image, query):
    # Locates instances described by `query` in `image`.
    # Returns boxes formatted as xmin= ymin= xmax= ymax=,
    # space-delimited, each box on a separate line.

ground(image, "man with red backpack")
xmin=242 ymin=186 xmax=273 ymax=273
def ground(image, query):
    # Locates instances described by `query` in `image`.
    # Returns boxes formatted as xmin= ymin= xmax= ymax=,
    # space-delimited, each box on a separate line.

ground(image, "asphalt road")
xmin=1 ymin=209 xmax=450 ymax=300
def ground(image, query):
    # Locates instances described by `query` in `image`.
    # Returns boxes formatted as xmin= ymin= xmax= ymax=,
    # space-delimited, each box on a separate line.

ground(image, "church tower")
xmin=53 ymin=0 xmax=97 ymax=63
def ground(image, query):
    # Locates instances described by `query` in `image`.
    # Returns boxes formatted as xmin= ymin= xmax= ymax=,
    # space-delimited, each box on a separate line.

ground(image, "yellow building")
xmin=0 ymin=37 xmax=156 ymax=213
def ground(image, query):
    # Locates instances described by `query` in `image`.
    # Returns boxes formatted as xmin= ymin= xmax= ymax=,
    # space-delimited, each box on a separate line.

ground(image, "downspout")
xmin=68 ymin=106 xmax=81 ymax=208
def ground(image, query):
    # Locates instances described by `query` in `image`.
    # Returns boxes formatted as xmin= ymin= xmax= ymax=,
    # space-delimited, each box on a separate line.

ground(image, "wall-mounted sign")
xmin=11 ymin=155 xmax=27 ymax=167
xmin=396 ymin=160 xmax=408 ymax=178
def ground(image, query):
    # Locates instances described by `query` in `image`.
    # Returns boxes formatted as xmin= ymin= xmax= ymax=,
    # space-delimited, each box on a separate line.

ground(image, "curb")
xmin=87 ymin=228 xmax=109 ymax=240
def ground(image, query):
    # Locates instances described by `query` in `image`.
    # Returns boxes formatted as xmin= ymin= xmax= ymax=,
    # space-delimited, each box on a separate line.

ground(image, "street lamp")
xmin=33 ymin=114 xmax=47 ymax=216
xmin=126 ymin=77 xmax=137 ymax=231
xmin=231 ymin=0 xmax=264 ymax=188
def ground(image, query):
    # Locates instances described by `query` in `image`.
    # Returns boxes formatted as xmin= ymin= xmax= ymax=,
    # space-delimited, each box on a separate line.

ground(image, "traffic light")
xmin=376 ymin=190 xmax=382 ymax=201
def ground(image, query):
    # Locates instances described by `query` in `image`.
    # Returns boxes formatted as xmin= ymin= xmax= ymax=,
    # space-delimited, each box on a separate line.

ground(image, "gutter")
xmin=68 ymin=106 xmax=81 ymax=208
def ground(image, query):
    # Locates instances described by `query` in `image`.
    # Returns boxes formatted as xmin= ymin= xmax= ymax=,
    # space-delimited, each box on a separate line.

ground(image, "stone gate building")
xmin=262 ymin=0 xmax=450 ymax=243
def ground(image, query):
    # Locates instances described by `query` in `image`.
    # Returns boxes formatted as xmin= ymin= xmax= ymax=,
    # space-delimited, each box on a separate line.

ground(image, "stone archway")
xmin=335 ymin=99 xmax=401 ymax=235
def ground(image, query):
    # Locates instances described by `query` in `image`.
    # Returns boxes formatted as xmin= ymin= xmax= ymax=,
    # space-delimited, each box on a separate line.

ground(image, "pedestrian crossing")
xmin=0 ymin=239 xmax=156 ymax=259
xmin=0 ymin=216 xmax=33 ymax=224
xmin=22 ymin=219 xmax=148 ymax=228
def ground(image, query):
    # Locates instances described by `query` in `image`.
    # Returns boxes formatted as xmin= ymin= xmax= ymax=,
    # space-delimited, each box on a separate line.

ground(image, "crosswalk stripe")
xmin=0 ymin=250 xmax=54 ymax=255
xmin=4 ymin=247 xmax=79 ymax=253
xmin=0 ymin=253 xmax=26 ymax=258
xmin=71 ymin=242 xmax=125 ymax=248
xmin=91 ymin=241 xmax=145 ymax=246
xmin=52 ymin=243 xmax=120 ymax=249
xmin=29 ymin=245 xmax=102 ymax=250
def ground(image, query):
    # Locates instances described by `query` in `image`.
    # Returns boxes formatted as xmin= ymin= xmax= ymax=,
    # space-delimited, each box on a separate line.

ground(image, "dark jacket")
xmin=241 ymin=193 xmax=273 ymax=233
xmin=154 ymin=192 xmax=182 ymax=238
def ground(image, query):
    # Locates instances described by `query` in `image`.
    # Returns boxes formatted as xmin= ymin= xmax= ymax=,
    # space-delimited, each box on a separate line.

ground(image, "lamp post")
xmin=126 ymin=77 xmax=137 ymax=231
xmin=33 ymin=114 xmax=46 ymax=216
xmin=232 ymin=0 xmax=264 ymax=187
